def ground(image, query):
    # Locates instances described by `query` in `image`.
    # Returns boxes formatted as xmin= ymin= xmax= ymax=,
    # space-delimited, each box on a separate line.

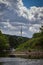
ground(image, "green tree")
xmin=0 ymin=31 xmax=2 ymax=36
xmin=0 ymin=36 xmax=9 ymax=50
xmin=0 ymin=31 xmax=9 ymax=56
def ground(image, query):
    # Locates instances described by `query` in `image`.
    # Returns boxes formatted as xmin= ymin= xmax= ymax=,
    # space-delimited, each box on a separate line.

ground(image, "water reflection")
xmin=0 ymin=63 xmax=3 ymax=65
xmin=0 ymin=58 xmax=43 ymax=65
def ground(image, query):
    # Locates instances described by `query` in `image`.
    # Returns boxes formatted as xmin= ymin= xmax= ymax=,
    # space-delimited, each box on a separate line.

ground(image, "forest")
xmin=0 ymin=26 xmax=43 ymax=57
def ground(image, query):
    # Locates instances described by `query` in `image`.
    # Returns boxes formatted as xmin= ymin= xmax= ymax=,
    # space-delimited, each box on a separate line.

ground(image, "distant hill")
xmin=16 ymin=33 xmax=43 ymax=51
xmin=4 ymin=34 xmax=29 ymax=49
xmin=0 ymin=31 xmax=29 ymax=56
xmin=16 ymin=26 xmax=43 ymax=51
xmin=0 ymin=26 xmax=43 ymax=52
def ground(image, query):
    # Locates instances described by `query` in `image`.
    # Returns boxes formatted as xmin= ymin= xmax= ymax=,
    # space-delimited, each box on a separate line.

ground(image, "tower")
xmin=21 ymin=24 xmax=22 ymax=37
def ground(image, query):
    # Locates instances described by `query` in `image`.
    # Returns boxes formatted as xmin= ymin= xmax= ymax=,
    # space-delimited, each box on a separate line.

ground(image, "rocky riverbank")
xmin=9 ymin=51 xmax=43 ymax=59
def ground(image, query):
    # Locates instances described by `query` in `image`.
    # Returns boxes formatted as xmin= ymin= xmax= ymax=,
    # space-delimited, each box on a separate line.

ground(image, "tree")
xmin=40 ymin=26 xmax=43 ymax=33
xmin=0 ymin=31 xmax=9 ymax=56
xmin=9 ymin=36 xmax=18 ymax=48
xmin=0 ymin=36 xmax=9 ymax=50
xmin=0 ymin=31 xmax=9 ymax=51
xmin=0 ymin=31 xmax=2 ymax=36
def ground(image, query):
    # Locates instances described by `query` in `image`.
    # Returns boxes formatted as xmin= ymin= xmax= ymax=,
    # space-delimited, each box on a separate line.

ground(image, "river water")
xmin=0 ymin=58 xmax=43 ymax=65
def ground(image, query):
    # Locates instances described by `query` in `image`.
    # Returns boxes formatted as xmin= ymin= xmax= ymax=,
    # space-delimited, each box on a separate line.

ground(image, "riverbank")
xmin=9 ymin=51 xmax=43 ymax=59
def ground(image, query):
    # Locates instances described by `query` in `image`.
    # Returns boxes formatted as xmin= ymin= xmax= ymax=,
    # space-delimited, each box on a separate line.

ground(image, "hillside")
xmin=4 ymin=34 xmax=29 ymax=49
xmin=0 ymin=31 xmax=29 ymax=56
xmin=16 ymin=26 xmax=43 ymax=51
xmin=16 ymin=36 xmax=43 ymax=51
xmin=0 ymin=26 xmax=43 ymax=57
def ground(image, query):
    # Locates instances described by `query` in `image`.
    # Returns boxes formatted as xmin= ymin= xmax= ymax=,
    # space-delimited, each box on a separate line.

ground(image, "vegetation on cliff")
xmin=16 ymin=26 xmax=43 ymax=51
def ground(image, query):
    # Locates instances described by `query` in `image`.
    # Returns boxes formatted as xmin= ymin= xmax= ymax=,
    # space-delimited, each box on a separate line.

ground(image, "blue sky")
xmin=23 ymin=0 xmax=43 ymax=8
xmin=0 ymin=0 xmax=43 ymax=38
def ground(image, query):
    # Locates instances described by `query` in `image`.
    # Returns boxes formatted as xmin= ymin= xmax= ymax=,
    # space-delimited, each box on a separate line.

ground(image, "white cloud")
xmin=0 ymin=21 xmax=18 ymax=30
xmin=16 ymin=0 xmax=43 ymax=23
xmin=0 ymin=0 xmax=43 ymax=37
xmin=0 ymin=0 xmax=43 ymax=23
xmin=17 ymin=31 xmax=26 ymax=35
xmin=29 ymin=24 xmax=41 ymax=33
xmin=0 ymin=0 xmax=11 ymax=6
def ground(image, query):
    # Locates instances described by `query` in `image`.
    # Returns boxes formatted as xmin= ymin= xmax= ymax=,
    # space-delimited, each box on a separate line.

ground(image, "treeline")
xmin=16 ymin=26 xmax=43 ymax=51
xmin=0 ymin=31 xmax=9 ymax=50
xmin=0 ymin=31 xmax=9 ymax=56
xmin=4 ymin=35 xmax=29 ymax=48
xmin=0 ymin=26 xmax=43 ymax=56
xmin=0 ymin=30 xmax=29 ymax=56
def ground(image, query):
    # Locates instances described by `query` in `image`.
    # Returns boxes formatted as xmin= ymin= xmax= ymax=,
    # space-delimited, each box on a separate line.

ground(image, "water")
xmin=0 ymin=58 xmax=43 ymax=65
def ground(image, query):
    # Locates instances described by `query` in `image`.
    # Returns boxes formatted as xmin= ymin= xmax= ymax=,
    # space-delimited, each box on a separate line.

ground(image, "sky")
xmin=23 ymin=0 xmax=43 ymax=8
xmin=0 ymin=0 xmax=43 ymax=38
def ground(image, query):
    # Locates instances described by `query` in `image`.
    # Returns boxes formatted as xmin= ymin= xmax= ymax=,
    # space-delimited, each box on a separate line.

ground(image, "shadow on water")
xmin=0 ymin=62 xmax=3 ymax=65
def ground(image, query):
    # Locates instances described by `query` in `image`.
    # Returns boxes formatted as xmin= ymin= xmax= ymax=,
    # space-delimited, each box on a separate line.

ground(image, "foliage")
xmin=0 ymin=25 xmax=43 ymax=56
xmin=16 ymin=26 xmax=43 ymax=51
xmin=0 ymin=31 xmax=9 ymax=56
xmin=0 ymin=36 xmax=9 ymax=50
xmin=40 ymin=26 xmax=43 ymax=33
xmin=5 ymin=35 xmax=29 ymax=49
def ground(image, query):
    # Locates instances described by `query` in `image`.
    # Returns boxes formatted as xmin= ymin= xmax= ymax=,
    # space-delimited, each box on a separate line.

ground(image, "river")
xmin=0 ymin=58 xmax=43 ymax=65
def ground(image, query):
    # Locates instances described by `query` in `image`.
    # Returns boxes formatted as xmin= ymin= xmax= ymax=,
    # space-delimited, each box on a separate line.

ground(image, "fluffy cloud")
xmin=0 ymin=0 xmax=43 ymax=23
xmin=0 ymin=21 xmax=27 ymax=36
xmin=0 ymin=0 xmax=43 ymax=37
xmin=29 ymin=24 xmax=41 ymax=33
xmin=17 ymin=0 xmax=43 ymax=23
